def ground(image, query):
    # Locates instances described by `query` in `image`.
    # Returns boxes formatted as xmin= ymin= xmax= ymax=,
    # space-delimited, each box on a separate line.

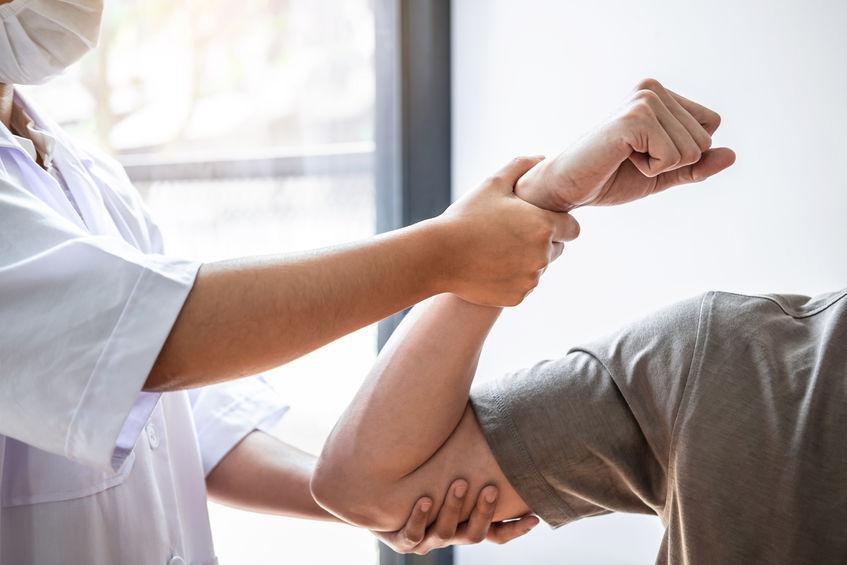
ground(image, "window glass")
xmin=25 ymin=0 xmax=374 ymax=157
xmin=25 ymin=1 xmax=378 ymax=563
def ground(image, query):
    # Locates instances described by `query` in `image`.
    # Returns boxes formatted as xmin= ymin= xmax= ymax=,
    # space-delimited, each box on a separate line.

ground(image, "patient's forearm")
xmin=312 ymin=295 xmax=503 ymax=526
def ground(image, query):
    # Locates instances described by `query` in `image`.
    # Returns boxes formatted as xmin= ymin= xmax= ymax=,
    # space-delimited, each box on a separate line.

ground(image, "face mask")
xmin=0 ymin=0 xmax=104 ymax=85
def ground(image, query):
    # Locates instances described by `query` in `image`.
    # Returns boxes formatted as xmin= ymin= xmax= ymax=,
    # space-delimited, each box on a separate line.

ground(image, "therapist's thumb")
xmin=490 ymin=156 xmax=545 ymax=192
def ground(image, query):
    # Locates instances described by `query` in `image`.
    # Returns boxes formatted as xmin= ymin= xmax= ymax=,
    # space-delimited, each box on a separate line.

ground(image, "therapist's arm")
xmin=146 ymin=157 xmax=577 ymax=392
xmin=206 ymin=430 xmax=538 ymax=554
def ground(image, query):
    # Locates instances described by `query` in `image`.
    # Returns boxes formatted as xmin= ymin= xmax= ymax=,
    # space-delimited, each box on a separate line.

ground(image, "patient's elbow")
xmin=310 ymin=454 xmax=395 ymax=531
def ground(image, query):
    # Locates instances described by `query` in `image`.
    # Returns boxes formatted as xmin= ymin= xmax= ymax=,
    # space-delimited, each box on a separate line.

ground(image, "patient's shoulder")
xmin=576 ymin=292 xmax=709 ymax=383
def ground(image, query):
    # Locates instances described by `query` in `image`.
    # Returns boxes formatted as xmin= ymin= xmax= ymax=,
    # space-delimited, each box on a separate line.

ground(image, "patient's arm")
xmin=311 ymin=294 xmax=529 ymax=531
xmin=311 ymin=79 xmax=737 ymax=532
xmin=515 ymin=78 xmax=733 ymax=211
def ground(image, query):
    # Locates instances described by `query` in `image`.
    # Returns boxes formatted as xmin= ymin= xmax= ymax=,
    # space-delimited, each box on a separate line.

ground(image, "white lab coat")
xmin=0 ymin=91 xmax=288 ymax=565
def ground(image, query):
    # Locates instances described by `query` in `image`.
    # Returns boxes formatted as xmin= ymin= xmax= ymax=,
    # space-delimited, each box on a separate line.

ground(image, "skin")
xmin=145 ymin=156 xmax=577 ymax=392
xmin=311 ymin=80 xmax=737 ymax=533
xmin=0 ymin=83 xmax=13 ymax=129
xmin=516 ymin=78 xmax=735 ymax=210
xmin=199 ymin=156 xmax=576 ymax=552
xmin=207 ymin=430 xmax=538 ymax=554
xmin=1 ymin=80 xmax=553 ymax=549
xmin=3 ymin=82 xmax=572 ymax=398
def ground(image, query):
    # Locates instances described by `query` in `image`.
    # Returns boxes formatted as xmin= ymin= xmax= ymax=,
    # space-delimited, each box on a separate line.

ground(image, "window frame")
xmin=374 ymin=1 xmax=454 ymax=564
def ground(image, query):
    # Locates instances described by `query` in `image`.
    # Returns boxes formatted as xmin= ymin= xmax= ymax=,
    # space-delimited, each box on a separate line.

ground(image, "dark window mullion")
xmin=375 ymin=0 xmax=453 ymax=564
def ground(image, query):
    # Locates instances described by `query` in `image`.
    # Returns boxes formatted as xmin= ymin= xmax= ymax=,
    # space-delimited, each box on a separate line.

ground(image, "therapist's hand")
xmin=515 ymin=78 xmax=736 ymax=211
xmin=435 ymin=156 xmax=580 ymax=307
xmin=373 ymin=480 xmax=539 ymax=555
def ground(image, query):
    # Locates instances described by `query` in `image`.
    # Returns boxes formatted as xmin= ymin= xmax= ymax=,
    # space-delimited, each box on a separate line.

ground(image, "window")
xmin=26 ymin=1 xmax=379 ymax=563
xmin=26 ymin=0 xmax=453 ymax=563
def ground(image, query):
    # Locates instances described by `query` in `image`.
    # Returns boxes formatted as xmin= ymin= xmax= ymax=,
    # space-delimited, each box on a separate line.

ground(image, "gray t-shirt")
xmin=470 ymin=289 xmax=847 ymax=564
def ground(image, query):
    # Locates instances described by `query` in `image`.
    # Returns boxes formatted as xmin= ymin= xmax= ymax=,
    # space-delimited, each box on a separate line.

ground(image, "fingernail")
xmin=454 ymin=482 xmax=468 ymax=498
xmin=420 ymin=499 xmax=432 ymax=512
xmin=485 ymin=491 xmax=497 ymax=503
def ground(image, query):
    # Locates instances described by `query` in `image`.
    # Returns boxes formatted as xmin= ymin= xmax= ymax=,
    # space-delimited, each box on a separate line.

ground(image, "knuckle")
xmin=710 ymin=111 xmax=721 ymax=128
xmin=634 ymin=77 xmax=661 ymax=91
xmin=487 ymin=173 xmax=505 ymax=186
xmin=532 ymin=253 xmax=549 ymax=271
xmin=667 ymin=148 xmax=682 ymax=167
xmin=632 ymin=88 xmax=660 ymax=104
xmin=534 ymin=222 xmax=554 ymax=242
xmin=622 ymin=98 xmax=654 ymax=124
xmin=680 ymin=148 xmax=702 ymax=165
xmin=435 ymin=529 xmax=453 ymax=543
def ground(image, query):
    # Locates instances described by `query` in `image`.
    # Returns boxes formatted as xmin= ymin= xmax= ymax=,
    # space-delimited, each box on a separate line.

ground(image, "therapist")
xmin=0 ymin=1 xmax=574 ymax=564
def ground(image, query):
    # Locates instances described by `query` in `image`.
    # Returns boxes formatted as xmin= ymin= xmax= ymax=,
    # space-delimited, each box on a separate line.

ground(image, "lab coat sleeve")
xmin=0 ymin=177 xmax=200 ymax=472
xmin=188 ymin=376 xmax=289 ymax=476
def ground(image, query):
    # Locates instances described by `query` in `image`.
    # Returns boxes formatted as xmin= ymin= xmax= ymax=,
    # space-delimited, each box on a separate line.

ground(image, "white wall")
xmin=452 ymin=1 xmax=847 ymax=563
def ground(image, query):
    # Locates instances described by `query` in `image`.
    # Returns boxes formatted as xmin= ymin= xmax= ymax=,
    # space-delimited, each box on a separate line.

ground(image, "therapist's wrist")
xmin=404 ymin=218 xmax=455 ymax=297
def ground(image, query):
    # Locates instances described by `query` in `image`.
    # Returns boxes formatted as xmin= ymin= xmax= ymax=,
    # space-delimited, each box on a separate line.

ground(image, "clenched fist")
xmin=515 ymin=78 xmax=736 ymax=211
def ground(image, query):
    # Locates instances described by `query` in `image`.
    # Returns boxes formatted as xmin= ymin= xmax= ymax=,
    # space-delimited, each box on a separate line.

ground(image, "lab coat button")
xmin=146 ymin=423 xmax=160 ymax=449
xmin=167 ymin=557 xmax=186 ymax=565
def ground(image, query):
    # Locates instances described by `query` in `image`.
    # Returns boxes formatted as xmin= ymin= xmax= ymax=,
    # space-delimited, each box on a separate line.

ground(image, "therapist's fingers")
xmin=454 ymin=485 xmax=499 ymax=544
xmin=427 ymin=479 xmax=468 ymax=545
xmin=653 ymin=147 xmax=737 ymax=192
xmin=488 ymin=156 xmax=546 ymax=194
xmin=547 ymin=211 xmax=580 ymax=242
xmin=549 ymin=242 xmax=565 ymax=262
xmin=401 ymin=497 xmax=433 ymax=547
xmin=487 ymin=514 xmax=541 ymax=545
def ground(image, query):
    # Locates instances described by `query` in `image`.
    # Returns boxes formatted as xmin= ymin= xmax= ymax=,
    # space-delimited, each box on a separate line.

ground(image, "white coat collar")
xmin=0 ymin=89 xmax=121 ymax=238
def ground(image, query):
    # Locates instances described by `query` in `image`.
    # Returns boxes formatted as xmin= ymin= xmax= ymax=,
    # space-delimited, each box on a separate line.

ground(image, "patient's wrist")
xmin=514 ymin=160 xmax=573 ymax=212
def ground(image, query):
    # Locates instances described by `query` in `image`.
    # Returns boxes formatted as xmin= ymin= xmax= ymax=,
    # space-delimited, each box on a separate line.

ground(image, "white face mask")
xmin=0 ymin=0 xmax=104 ymax=85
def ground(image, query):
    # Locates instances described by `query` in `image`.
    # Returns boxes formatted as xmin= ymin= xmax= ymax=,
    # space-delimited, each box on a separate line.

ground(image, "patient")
xmin=312 ymin=80 xmax=847 ymax=562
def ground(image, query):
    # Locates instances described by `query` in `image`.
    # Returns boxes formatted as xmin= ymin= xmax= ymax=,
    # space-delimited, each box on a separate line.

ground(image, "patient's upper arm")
xmin=396 ymin=403 xmax=532 ymax=524
xmin=313 ymin=295 xmax=703 ymax=531
xmin=312 ymin=402 xmax=530 ymax=531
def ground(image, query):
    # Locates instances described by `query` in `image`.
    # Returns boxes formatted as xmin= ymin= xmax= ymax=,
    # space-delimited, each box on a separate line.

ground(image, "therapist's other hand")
xmin=436 ymin=156 xmax=580 ymax=307
xmin=373 ymin=480 xmax=539 ymax=555
xmin=515 ymin=78 xmax=736 ymax=211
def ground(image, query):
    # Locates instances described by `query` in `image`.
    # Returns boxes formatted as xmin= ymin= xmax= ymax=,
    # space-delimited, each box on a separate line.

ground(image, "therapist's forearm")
xmin=147 ymin=222 xmax=443 ymax=392
xmin=146 ymin=157 xmax=577 ymax=392
xmin=206 ymin=430 xmax=338 ymax=521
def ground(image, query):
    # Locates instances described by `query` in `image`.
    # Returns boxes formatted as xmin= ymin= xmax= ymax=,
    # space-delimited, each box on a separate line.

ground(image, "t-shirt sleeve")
xmin=469 ymin=293 xmax=708 ymax=528
xmin=0 ymin=177 xmax=200 ymax=472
